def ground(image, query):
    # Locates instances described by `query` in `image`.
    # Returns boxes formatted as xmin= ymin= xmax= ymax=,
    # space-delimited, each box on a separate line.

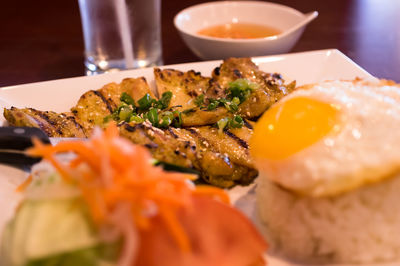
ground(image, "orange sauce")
xmin=197 ymin=23 xmax=281 ymax=39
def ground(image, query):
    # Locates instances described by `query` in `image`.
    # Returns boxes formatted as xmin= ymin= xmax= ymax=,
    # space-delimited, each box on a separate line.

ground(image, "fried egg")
xmin=250 ymin=79 xmax=400 ymax=197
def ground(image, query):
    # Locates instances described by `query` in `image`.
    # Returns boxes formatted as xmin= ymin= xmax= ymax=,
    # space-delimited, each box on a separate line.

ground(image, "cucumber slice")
xmin=5 ymin=198 xmax=100 ymax=266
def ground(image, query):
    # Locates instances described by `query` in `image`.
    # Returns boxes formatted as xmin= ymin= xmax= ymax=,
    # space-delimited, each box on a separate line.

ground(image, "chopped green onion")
xmin=120 ymin=92 xmax=135 ymax=106
xmin=217 ymin=115 xmax=244 ymax=133
xmin=172 ymin=110 xmax=182 ymax=127
xmin=217 ymin=117 xmax=229 ymax=133
xmin=194 ymin=94 xmax=205 ymax=106
xmin=232 ymin=97 xmax=240 ymax=106
xmin=129 ymin=115 xmax=143 ymax=123
xmin=138 ymin=93 xmax=153 ymax=111
xmin=159 ymin=111 xmax=173 ymax=128
xmin=207 ymin=99 xmax=219 ymax=111
xmin=229 ymin=115 xmax=244 ymax=128
xmin=158 ymin=91 xmax=173 ymax=109
xmin=222 ymin=99 xmax=238 ymax=113
xmin=160 ymin=117 xmax=171 ymax=128
xmin=228 ymin=78 xmax=257 ymax=103
xmin=146 ymin=108 xmax=159 ymax=127
xmin=118 ymin=105 xmax=133 ymax=122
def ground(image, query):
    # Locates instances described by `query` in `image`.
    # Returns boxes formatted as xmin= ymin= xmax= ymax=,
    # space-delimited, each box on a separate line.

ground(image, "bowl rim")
xmin=173 ymin=1 xmax=315 ymax=44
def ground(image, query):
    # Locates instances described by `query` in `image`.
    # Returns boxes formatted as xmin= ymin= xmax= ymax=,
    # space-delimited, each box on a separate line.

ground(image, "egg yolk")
xmin=250 ymin=97 xmax=340 ymax=160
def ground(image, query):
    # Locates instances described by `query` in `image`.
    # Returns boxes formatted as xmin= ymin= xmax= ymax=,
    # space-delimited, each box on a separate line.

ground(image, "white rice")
xmin=257 ymin=173 xmax=400 ymax=264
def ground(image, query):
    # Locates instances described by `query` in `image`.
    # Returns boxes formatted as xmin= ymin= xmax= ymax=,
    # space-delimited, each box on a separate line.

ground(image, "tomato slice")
xmin=135 ymin=196 xmax=267 ymax=266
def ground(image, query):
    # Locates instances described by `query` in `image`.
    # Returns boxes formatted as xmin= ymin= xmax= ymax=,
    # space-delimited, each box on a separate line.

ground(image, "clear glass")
xmin=78 ymin=0 xmax=163 ymax=75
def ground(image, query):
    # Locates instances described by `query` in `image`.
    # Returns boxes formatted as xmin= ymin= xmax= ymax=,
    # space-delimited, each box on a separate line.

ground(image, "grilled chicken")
xmin=3 ymin=107 xmax=86 ymax=137
xmin=71 ymin=77 xmax=154 ymax=135
xmin=4 ymin=105 xmax=257 ymax=187
xmin=212 ymin=57 xmax=296 ymax=115
xmin=119 ymin=121 xmax=257 ymax=187
xmin=3 ymin=58 xmax=295 ymax=187
xmin=154 ymin=68 xmax=209 ymax=110
xmin=154 ymin=58 xmax=295 ymax=126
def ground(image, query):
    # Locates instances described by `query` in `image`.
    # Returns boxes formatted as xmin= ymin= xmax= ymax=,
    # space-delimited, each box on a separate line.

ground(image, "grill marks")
xmin=233 ymin=69 xmax=243 ymax=78
xmin=67 ymin=116 xmax=86 ymax=133
xmin=26 ymin=108 xmax=52 ymax=135
xmin=71 ymin=88 xmax=121 ymax=135
xmin=224 ymin=130 xmax=248 ymax=149
xmin=30 ymin=109 xmax=64 ymax=135
xmin=167 ymin=127 xmax=179 ymax=139
xmin=243 ymin=119 xmax=253 ymax=130
xmin=92 ymin=90 xmax=115 ymax=113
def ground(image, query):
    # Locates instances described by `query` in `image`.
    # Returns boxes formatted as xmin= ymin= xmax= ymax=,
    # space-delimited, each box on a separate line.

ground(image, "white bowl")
xmin=174 ymin=1 xmax=318 ymax=60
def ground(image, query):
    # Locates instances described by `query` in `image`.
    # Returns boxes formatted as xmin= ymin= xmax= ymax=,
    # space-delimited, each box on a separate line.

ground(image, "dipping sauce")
xmin=197 ymin=23 xmax=281 ymax=39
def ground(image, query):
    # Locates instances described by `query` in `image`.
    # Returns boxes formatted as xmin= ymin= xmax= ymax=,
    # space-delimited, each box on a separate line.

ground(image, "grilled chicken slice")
xmin=195 ymin=125 xmax=254 ymax=168
xmin=211 ymin=57 xmax=270 ymax=90
xmin=3 ymin=107 xmax=86 ymax=137
xmin=4 ymin=77 xmax=154 ymax=137
xmin=154 ymin=68 xmax=232 ymax=126
xmin=154 ymin=68 xmax=210 ymax=110
xmin=119 ymin=122 xmax=194 ymax=169
xmin=211 ymin=57 xmax=296 ymax=118
xmin=71 ymin=77 xmax=154 ymax=135
xmin=119 ymin=122 xmax=257 ymax=187
xmin=154 ymin=58 xmax=295 ymax=127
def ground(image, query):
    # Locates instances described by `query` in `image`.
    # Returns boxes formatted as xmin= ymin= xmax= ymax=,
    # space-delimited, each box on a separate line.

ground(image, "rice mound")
xmin=257 ymin=172 xmax=400 ymax=264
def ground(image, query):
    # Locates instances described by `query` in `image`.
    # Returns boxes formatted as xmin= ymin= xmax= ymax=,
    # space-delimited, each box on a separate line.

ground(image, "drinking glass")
xmin=78 ymin=0 xmax=163 ymax=75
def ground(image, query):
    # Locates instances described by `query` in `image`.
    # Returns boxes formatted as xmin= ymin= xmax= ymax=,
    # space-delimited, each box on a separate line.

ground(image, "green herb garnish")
xmin=217 ymin=117 xmax=230 ymax=133
xmin=228 ymin=79 xmax=258 ymax=103
xmin=207 ymin=99 xmax=219 ymax=111
xmin=172 ymin=110 xmax=182 ymax=127
xmin=229 ymin=115 xmax=244 ymax=128
xmin=104 ymin=78 xmax=259 ymax=130
xmin=138 ymin=93 xmax=154 ymax=111
xmin=217 ymin=115 xmax=244 ymax=133
xmin=118 ymin=105 xmax=134 ymax=122
xmin=145 ymin=108 xmax=159 ymax=127
xmin=109 ymin=91 xmax=182 ymax=129
xmin=120 ymin=92 xmax=135 ymax=106
xmin=159 ymin=111 xmax=173 ymax=128
xmin=129 ymin=115 xmax=143 ymax=123
xmin=157 ymin=91 xmax=173 ymax=109
xmin=194 ymin=79 xmax=257 ymax=113
xmin=194 ymin=94 xmax=205 ymax=106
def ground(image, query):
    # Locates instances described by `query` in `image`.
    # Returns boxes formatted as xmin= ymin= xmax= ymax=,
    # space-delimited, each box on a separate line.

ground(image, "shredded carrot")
xmin=24 ymin=123 xmax=230 ymax=252
xmin=16 ymin=174 xmax=33 ymax=192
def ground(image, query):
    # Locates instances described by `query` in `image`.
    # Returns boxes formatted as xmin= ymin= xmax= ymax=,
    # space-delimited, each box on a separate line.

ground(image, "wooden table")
xmin=1 ymin=0 xmax=399 ymax=87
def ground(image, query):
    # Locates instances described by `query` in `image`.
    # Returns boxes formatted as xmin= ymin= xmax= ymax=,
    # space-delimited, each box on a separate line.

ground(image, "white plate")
xmin=0 ymin=49 xmax=380 ymax=265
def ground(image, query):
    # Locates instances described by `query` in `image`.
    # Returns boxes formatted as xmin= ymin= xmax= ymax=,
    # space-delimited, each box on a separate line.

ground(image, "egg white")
xmin=255 ymin=79 xmax=400 ymax=197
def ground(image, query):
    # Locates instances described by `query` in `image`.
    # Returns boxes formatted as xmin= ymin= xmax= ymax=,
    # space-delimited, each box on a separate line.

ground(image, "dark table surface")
xmin=1 ymin=0 xmax=399 ymax=87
